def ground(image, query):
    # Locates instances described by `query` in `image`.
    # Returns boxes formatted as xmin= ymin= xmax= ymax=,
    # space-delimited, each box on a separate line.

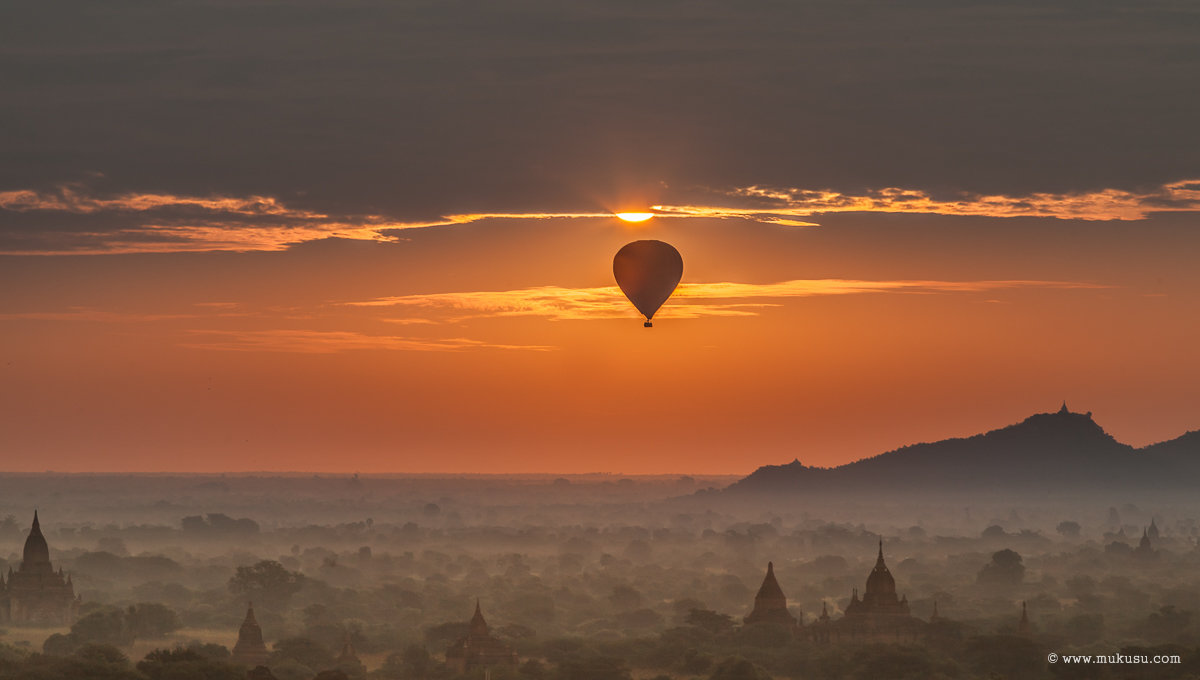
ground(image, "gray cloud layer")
xmin=3 ymin=0 xmax=1199 ymax=227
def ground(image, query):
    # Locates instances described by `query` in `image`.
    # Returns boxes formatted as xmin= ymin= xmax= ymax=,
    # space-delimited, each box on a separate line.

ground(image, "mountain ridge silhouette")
xmin=723 ymin=404 xmax=1200 ymax=494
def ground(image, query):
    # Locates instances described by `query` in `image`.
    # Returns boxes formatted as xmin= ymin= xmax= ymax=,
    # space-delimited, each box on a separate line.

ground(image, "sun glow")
xmin=615 ymin=212 xmax=654 ymax=222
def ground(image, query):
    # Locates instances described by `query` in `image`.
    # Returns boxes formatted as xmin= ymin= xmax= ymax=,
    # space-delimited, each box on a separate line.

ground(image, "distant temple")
xmin=1017 ymin=601 xmax=1031 ymax=635
xmin=744 ymin=562 xmax=799 ymax=632
xmin=231 ymin=603 xmax=270 ymax=668
xmin=1135 ymin=527 xmax=1158 ymax=560
xmin=1 ymin=512 xmax=81 ymax=625
xmin=445 ymin=601 xmax=518 ymax=672
xmin=817 ymin=541 xmax=924 ymax=643
xmin=1057 ymin=401 xmax=1093 ymax=418
xmin=336 ymin=631 xmax=365 ymax=675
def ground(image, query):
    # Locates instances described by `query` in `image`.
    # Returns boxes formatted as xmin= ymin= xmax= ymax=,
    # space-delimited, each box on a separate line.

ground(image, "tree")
xmin=67 ymin=644 xmax=142 ymax=680
xmin=186 ymin=643 xmax=232 ymax=660
xmin=709 ymin=656 xmax=770 ymax=680
xmin=127 ymin=602 xmax=183 ymax=639
xmin=554 ymin=653 xmax=632 ymax=680
xmin=43 ymin=632 xmax=79 ymax=656
xmin=615 ymin=608 xmax=663 ymax=629
xmin=608 ymin=585 xmax=643 ymax=610
xmin=268 ymin=658 xmax=314 ymax=680
xmin=71 ymin=608 xmax=136 ymax=648
xmin=520 ymin=659 xmax=547 ymax=680
xmin=1056 ymin=520 xmax=1082 ymax=538
xmin=685 ymin=609 xmax=735 ymax=635
xmin=977 ymin=549 xmax=1025 ymax=586
xmin=228 ymin=560 xmax=304 ymax=609
xmin=1062 ymin=613 xmax=1104 ymax=645
xmin=269 ymin=637 xmax=335 ymax=673
xmin=248 ymin=666 xmax=281 ymax=680
xmin=424 ymin=622 xmax=470 ymax=648
xmin=963 ymin=635 xmax=1043 ymax=679
xmin=137 ymin=647 xmax=243 ymax=680
xmin=1145 ymin=605 xmax=1192 ymax=643
xmin=380 ymin=644 xmax=432 ymax=680
xmin=738 ymin=622 xmax=793 ymax=648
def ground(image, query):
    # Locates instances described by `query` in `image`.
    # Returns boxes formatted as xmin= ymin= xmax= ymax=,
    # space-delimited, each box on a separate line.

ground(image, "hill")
xmin=722 ymin=404 xmax=1200 ymax=495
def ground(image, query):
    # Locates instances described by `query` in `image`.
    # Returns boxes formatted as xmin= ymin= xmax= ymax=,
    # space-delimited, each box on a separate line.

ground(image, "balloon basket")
xmin=644 ymin=322 xmax=653 ymax=328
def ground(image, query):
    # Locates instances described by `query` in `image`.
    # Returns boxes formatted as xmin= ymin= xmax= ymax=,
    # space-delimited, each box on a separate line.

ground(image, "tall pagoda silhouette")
xmin=1 ymin=512 xmax=81 ymax=625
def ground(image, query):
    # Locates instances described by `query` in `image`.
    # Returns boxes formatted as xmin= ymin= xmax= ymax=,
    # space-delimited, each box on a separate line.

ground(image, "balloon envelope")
xmin=613 ymin=240 xmax=683 ymax=324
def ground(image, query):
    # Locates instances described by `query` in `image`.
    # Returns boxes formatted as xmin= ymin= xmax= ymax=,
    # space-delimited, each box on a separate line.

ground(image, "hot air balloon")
xmin=613 ymin=240 xmax=683 ymax=327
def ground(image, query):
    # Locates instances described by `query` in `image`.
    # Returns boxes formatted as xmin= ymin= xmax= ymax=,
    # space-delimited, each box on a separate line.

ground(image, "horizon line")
xmin=0 ymin=470 xmax=744 ymax=478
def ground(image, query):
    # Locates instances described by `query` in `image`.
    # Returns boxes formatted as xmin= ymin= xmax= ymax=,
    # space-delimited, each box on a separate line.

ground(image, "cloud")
xmin=348 ymin=279 xmax=1110 ymax=322
xmin=5 ymin=178 xmax=1200 ymax=255
xmin=657 ymin=179 xmax=1200 ymax=223
xmin=0 ymin=184 xmax=621 ymax=254
xmin=0 ymin=186 xmax=327 ymax=218
xmin=4 ymin=1 xmax=1199 ymax=228
xmin=180 ymin=330 xmax=555 ymax=353
xmin=0 ymin=308 xmax=204 ymax=322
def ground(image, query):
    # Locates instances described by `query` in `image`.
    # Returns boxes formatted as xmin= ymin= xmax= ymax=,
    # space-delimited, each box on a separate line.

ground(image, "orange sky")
xmin=4 ymin=2 xmax=1200 ymax=474
xmin=2 ymin=199 xmax=1199 ymax=474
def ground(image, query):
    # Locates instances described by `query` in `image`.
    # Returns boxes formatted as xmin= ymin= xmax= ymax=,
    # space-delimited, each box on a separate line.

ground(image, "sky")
xmin=2 ymin=1 xmax=1199 ymax=474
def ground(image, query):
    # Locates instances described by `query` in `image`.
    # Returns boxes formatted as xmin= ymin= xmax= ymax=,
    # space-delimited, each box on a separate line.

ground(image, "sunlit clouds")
xmin=0 ymin=186 xmax=326 ymax=218
xmin=348 ymin=279 xmax=1111 ymax=323
xmin=181 ymin=330 xmax=555 ymax=353
xmin=0 ymin=184 xmax=622 ymax=254
xmin=659 ymin=179 xmax=1200 ymax=223
xmin=4 ymin=179 xmax=1200 ymax=255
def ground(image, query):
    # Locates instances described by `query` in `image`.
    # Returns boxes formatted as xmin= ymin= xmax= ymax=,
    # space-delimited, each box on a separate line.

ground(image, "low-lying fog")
xmin=0 ymin=474 xmax=1196 ymax=680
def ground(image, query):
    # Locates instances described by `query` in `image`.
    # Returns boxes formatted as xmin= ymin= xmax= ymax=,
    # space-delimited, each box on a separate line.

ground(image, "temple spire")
xmin=1017 ymin=601 xmax=1031 ymax=635
xmin=872 ymin=538 xmax=888 ymax=572
xmin=1059 ymin=401 xmax=1069 ymax=415
xmin=470 ymin=599 xmax=489 ymax=636
xmin=337 ymin=631 xmax=360 ymax=666
xmin=22 ymin=509 xmax=53 ymax=571
xmin=744 ymin=561 xmax=796 ymax=628
xmin=231 ymin=602 xmax=269 ymax=667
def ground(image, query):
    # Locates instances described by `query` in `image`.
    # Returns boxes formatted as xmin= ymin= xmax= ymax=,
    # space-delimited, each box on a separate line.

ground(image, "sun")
xmin=615 ymin=212 xmax=654 ymax=222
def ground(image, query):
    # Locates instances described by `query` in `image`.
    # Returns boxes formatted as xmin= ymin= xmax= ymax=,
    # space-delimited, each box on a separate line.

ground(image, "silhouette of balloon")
xmin=613 ymin=240 xmax=683 ymax=327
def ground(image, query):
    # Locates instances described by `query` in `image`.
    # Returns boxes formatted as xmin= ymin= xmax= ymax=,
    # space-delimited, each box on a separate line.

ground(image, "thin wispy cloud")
xmin=182 ymin=330 xmax=555 ymax=353
xmin=5 ymin=179 xmax=1199 ymax=255
xmin=0 ymin=184 xmax=619 ymax=254
xmin=0 ymin=220 xmax=408 ymax=256
xmin=661 ymin=179 xmax=1200 ymax=223
xmin=0 ymin=308 xmax=207 ymax=323
xmin=0 ymin=186 xmax=326 ymax=218
xmin=348 ymin=279 xmax=1110 ymax=322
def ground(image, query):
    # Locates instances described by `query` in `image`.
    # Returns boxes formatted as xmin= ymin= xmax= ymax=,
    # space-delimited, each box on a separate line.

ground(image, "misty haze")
xmin=0 ymin=407 xmax=1196 ymax=678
